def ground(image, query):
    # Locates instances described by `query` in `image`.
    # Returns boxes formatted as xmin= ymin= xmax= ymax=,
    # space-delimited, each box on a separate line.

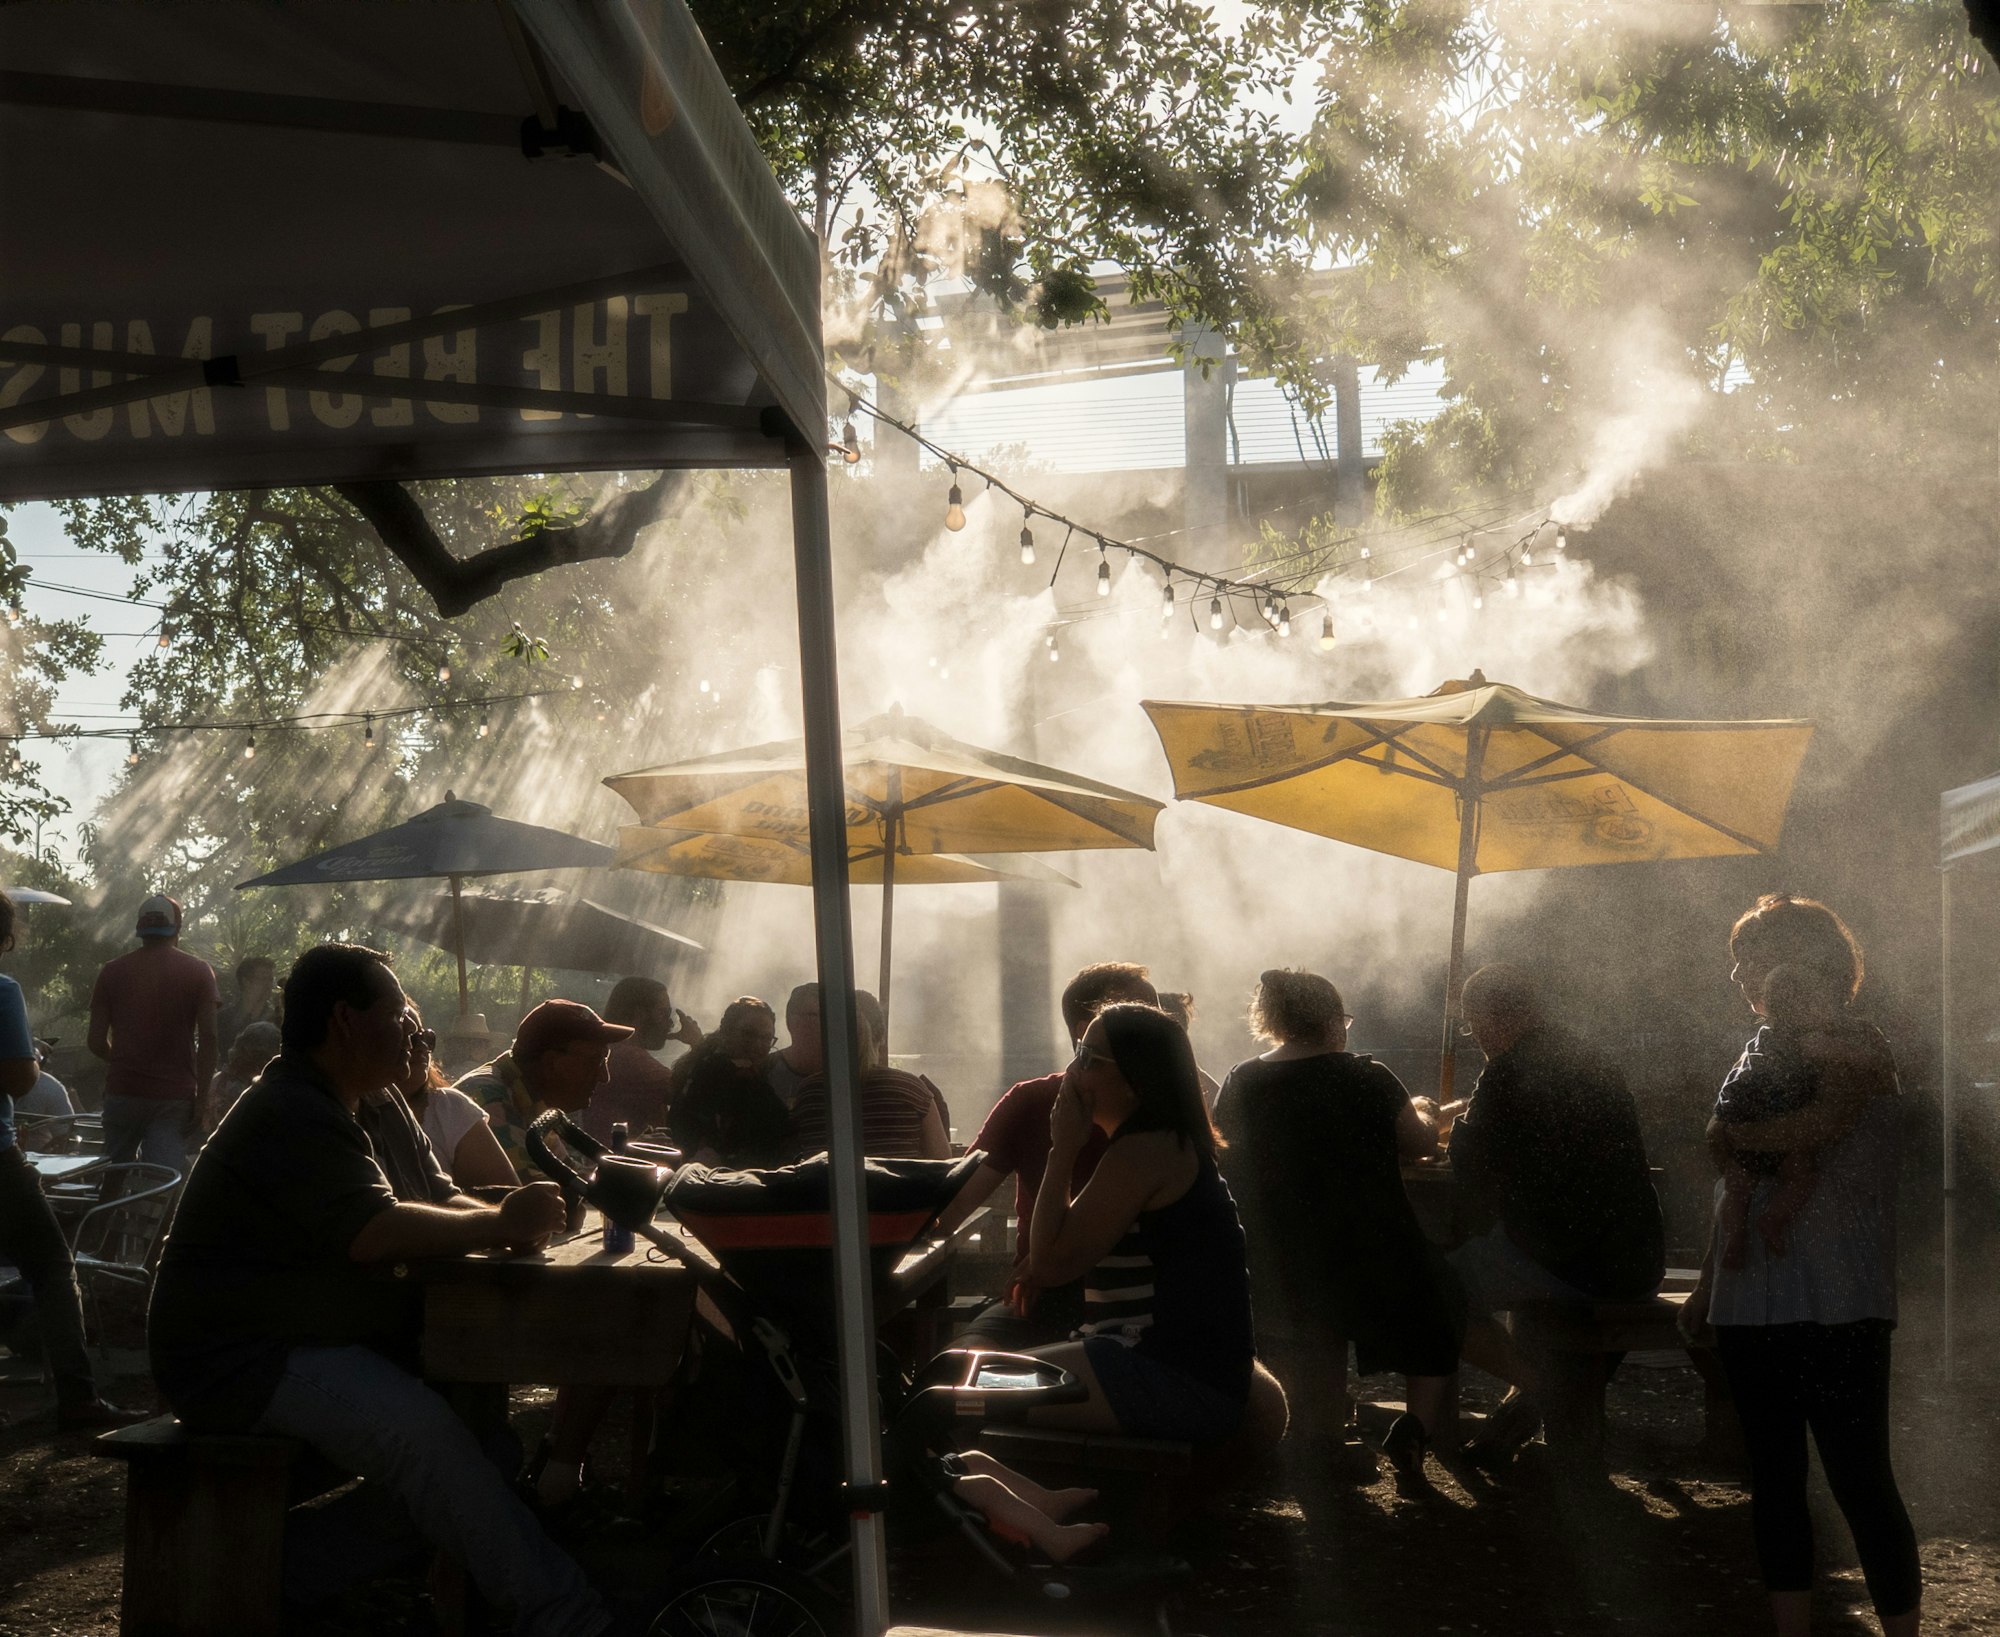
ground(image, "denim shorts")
xmin=1447 ymin=1227 xmax=1593 ymax=1317
xmin=1083 ymin=1335 xmax=1245 ymax=1444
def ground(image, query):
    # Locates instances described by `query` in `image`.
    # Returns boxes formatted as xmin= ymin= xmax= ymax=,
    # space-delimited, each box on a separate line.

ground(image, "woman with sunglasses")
xmin=396 ymin=1007 xmax=517 ymax=1192
xmin=1021 ymin=1002 xmax=1256 ymax=1446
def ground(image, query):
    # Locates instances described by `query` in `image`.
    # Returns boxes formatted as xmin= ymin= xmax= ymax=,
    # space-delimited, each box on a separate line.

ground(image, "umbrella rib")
xmin=1185 ymin=724 xmax=1454 ymax=801
xmin=1481 ymin=727 xmax=1627 ymax=789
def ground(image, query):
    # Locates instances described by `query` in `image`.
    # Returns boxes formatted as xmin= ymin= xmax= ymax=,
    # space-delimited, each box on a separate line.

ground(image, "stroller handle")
xmin=524 ymin=1108 xmax=598 ymax=1213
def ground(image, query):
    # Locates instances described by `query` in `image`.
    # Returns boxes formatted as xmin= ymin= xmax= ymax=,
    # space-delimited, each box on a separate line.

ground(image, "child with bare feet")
xmin=1711 ymin=963 xmax=1849 ymax=1267
xmin=946 ymin=1449 xmax=1107 ymax=1562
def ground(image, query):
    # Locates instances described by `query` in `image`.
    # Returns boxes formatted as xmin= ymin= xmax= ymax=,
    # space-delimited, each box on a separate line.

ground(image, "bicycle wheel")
xmin=646 ymin=1556 xmax=837 ymax=1637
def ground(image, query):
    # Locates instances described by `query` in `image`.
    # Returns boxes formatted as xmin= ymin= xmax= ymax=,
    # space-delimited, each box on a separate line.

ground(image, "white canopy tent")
xmin=0 ymin=3 xmax=889 ymax=1623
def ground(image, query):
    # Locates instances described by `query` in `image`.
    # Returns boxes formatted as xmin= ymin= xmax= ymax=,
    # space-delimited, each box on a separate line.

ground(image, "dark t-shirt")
xmin=92 ymin=945 xmax=220 ymax=1101
xmin=1449 ymin=1022 xmax=1665 ymax=1299
xmin=148 ymin=1054 xmax=411 ymax=1431
xmin=970 ymin=1072 xmax=1109 ymax=1265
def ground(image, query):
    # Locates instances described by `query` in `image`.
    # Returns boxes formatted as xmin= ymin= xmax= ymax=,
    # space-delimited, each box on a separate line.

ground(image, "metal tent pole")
xmin=785 ymin=438 xmax=888 ymax=1634
xmin=1941 ymin=866 xmax=1956 ymax=1379
xmin=1438 ymin=727 xmax=1487 ymax=1104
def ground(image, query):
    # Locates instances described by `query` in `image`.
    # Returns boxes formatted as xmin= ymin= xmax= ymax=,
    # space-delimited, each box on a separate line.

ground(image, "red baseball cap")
xmin=512 ymin=999 xmax=632 ymax=1060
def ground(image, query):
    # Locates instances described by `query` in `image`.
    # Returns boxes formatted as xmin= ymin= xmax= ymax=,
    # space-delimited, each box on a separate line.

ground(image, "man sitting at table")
xmin=456 ymin=999 xmax=634 ymax=1180
xmin=148 ymin=943 xmax=608 ymax=1637
xmin=578 ymin=976 xmax=700 ymax=1146
xmin=1447 ymin=962 xmax=1665 ymax=1452
xmin=935 ymin=961 xmax=1159 ymax=1348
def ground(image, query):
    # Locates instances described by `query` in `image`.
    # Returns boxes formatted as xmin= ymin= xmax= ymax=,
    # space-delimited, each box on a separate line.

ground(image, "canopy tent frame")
xmin=1 ymin=2 xmax=890 ymax=1624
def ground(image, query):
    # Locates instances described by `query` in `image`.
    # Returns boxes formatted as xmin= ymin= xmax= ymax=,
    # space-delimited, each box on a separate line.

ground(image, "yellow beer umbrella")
xmin=1143 ymin=671 xmax=1813 ymax=1097
xmin=612 ymin=826 xmax=1081 ymax=889
xmin=605 ymin=706 xmax=1158 ymax=1026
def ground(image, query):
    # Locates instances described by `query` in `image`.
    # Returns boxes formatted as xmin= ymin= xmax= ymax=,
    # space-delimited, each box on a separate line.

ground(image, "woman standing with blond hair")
xmin=1216 ymin=968 xmax=1462 ymax=1478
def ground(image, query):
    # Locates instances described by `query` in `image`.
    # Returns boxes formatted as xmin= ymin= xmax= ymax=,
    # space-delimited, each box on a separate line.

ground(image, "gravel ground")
xmin=4 ymin=1342 xmax=1998 ymax=1637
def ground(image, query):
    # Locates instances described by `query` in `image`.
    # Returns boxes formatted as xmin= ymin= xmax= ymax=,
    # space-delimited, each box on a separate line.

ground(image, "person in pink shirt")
xmin=577 ymin=976 xmax=701 ymax=1146
xmin=87 ymin=895 xmax=219 ymax=1174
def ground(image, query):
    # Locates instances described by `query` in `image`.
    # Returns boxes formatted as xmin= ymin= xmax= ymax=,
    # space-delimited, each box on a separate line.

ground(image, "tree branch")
xmin=332 ymin=478 xmax=674 ymax=618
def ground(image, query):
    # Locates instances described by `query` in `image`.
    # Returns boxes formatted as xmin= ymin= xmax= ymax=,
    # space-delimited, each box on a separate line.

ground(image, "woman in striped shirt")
xmin=1021 ymin=1003 xmax=1256 ymax=1444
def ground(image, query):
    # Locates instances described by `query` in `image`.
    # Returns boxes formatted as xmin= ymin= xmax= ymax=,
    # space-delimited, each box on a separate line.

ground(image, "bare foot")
xmin=1034 ymin=1518 xmax=1110 ymax=1563
xmin=1038 ymin=1485 xmax=1100 ymax=1524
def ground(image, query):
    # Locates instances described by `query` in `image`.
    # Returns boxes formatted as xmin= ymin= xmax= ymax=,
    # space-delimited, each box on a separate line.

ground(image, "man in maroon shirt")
xmin=938 ymin=961 xmax=1159 ymax=1348
xmin=87 ymin=895 xmax=219 ymax=1174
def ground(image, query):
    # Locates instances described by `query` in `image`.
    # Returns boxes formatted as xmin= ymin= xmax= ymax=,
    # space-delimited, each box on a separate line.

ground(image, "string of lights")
xmin=833 ymin=387 xmax=1569 ymax=654
xmin=0 ymin=684 xmax=585 ymax=775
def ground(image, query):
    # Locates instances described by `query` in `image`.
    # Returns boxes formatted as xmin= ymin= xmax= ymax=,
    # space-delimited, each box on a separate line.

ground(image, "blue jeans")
xmin=99 ymin=1094 xmax=199 ymax=1174
xmin=253 ymin=1346 xmax=607 ymax=1637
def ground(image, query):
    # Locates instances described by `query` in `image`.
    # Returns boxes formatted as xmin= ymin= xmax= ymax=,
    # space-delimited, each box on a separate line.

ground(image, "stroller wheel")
xmin=698 ymin=1513 xmax=837 ymax=1573
xmin=647 ymin=1556 xmax=838 ymax=1637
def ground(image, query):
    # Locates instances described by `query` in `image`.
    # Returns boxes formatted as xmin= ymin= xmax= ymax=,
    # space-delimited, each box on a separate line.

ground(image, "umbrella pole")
xmin=878 ymin=779 xmax=900 ymax=1042
xmin=1438 ymin=729 xmax=1488 ymax=1103
xmin=449 ymin=873 xmax=471 ymax=1021
xmin=785 ymin=440 xmax=887 ymax=1634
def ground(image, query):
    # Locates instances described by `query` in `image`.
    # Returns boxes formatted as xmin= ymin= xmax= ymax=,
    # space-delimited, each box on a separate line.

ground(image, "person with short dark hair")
xmin=1446 ymin=962 xmax=1665 ymax=1453
xmin=454 ymin=1000 xmax=634 ymax=1181
xmin=0 ymin=890 xmax=143 ymax=1431
xmin=665 ymin=997 xmax=787 ymax=1167
xmin=207 ymin=1020 xmax=281 ymax=1128
xmin=578 ymin=976 xmax=699 ymax=1146
xmin=937 ymin=961 xmax=1161 ymax=1348
xmin=215 ymin=954 xmax=277 ymax=1058
xmin=764 ymin=981 xmax=823 ymax=1111
xmin=87 ymin=894 xmax=219 ymax=1173
xmin=1691 ymin=897 xmax=1919 ymax=1637
xmin=148 ymin=943 xmax=604 ymax=1635
xmin=1217 ymin=968 xmax=1460 ymax=1477
xmin=1019 ymin=1003 xmax=1256 ymax=1444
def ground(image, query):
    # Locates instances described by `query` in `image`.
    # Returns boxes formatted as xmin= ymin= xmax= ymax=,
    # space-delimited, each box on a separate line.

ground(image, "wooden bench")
xmin=94 ymin=1415 xmax=330 ymax=1637
xmin=1511 ymin=1290 xmax=1732 ymax=1464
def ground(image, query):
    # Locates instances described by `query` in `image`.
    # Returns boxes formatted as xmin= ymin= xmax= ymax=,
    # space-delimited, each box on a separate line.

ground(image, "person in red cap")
xmin=452 ymin=999 xmax=632 ymax=1182
xmin=87 ymin=893 xmax=219 ymax=1173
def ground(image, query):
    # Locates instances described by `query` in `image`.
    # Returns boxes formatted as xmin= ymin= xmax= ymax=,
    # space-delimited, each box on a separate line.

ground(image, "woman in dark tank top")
xmin=1017 ymin=1003 xmax=1257 ymax=1444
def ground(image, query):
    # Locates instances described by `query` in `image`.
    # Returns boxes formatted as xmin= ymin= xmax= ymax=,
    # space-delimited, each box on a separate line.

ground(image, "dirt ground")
xmin=4 ymin=1332 xmax=1999 ymax=1637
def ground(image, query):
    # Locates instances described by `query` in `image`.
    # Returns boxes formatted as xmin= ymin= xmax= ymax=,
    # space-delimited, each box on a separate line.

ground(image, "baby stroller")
xmin=526 ymin=1110 xmax=1194 ymax=1636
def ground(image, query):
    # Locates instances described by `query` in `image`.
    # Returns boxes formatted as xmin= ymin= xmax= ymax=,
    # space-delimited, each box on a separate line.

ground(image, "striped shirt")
xmin=1078 ymin=1222 xmax=1156 ymax=1344
xmin=788 ymin=1068 xmax=947 ymax=1161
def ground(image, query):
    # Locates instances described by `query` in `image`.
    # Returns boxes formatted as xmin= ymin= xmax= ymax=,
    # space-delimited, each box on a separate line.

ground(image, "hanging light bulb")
xmin=570 ymin=674 xmax=583 ymax=690
xmin=943 ymin=465 xmax=966 ymax=531
xmin=1160 ymin=578 xmax=1175 ymax=620
xmin=1320 ymin=610 xmax=1335 ymax=651
xmin=1555 ymin=526 xmax=1568 ymax=554
xmin=242 ymin=734 xmax=256 ymax=762
xmin=5 ymin=742 xmax=20 ymax=775
xmin=1522 ymin=547 xmax=1534 ymax=566
xmin=1096 ymin=545 xmax=1111 ymax=597
xmin=1455 ymin=543 xmax=1467 ymax=566
xmin=1209 ymin=595 xmax=1224 ymax=631
xmin=1278 ymin=601 xmax=1292 ymax=638
xmin=1473 ymin=592 xmax=1485 ymax=610
xmin=477 ymin=711 xmax=490 ymax=739
xmin=841 ymin=419 xmax=861 ymax=464
xmin=1045 ymin=631 xmax=1059 ymax=663
xmin=1465 ymin=540 xmax=1477 ymax=561
xmin=436 ymin=660 xmax=451 ymax=683
xmin=699 ymin=679 xmax=710 ymax=694
xmin=1262 ymin=590 xmax=1277 ymax=624
xmin=1019 ymin=513 xmax=1036 ymax=566
xmin=127 ymin=739 xmax=140 ymax=767
xmin=156 ymin=623 xmax=173 ymax=651
xmin=363 ymin=714 xmax=376 ymax=751
xmin=5 ymin=605 xmax=20 ymax=628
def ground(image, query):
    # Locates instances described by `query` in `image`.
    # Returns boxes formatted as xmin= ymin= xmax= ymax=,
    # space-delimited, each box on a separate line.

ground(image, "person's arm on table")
xmin=1399 ymin=1096 xmax=1441 ymax=1160
xmin=935 ymin=1160 xmax=1005 ymax=1236
xmin=347 ymin=1181 xmax=567 ymax=1262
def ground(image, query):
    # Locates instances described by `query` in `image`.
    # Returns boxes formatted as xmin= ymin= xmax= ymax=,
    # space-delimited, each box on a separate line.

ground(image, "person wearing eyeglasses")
xmin=393 ymin=1006 xmax=515 ymax=1192
xmin=1215 ymin=967 xmax=1460 ymax=1481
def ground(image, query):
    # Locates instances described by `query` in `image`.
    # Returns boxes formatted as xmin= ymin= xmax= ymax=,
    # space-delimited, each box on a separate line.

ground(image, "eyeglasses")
xmin=1340 ymin=1014 xmax=1356 ymax=1029
xmin=1071 ymin=1045 xmax=1117 ymax=1072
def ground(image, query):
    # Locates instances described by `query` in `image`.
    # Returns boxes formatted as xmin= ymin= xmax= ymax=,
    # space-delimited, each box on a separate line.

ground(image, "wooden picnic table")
xmin=397 ymin=1205 xmax=989 ymax=1388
